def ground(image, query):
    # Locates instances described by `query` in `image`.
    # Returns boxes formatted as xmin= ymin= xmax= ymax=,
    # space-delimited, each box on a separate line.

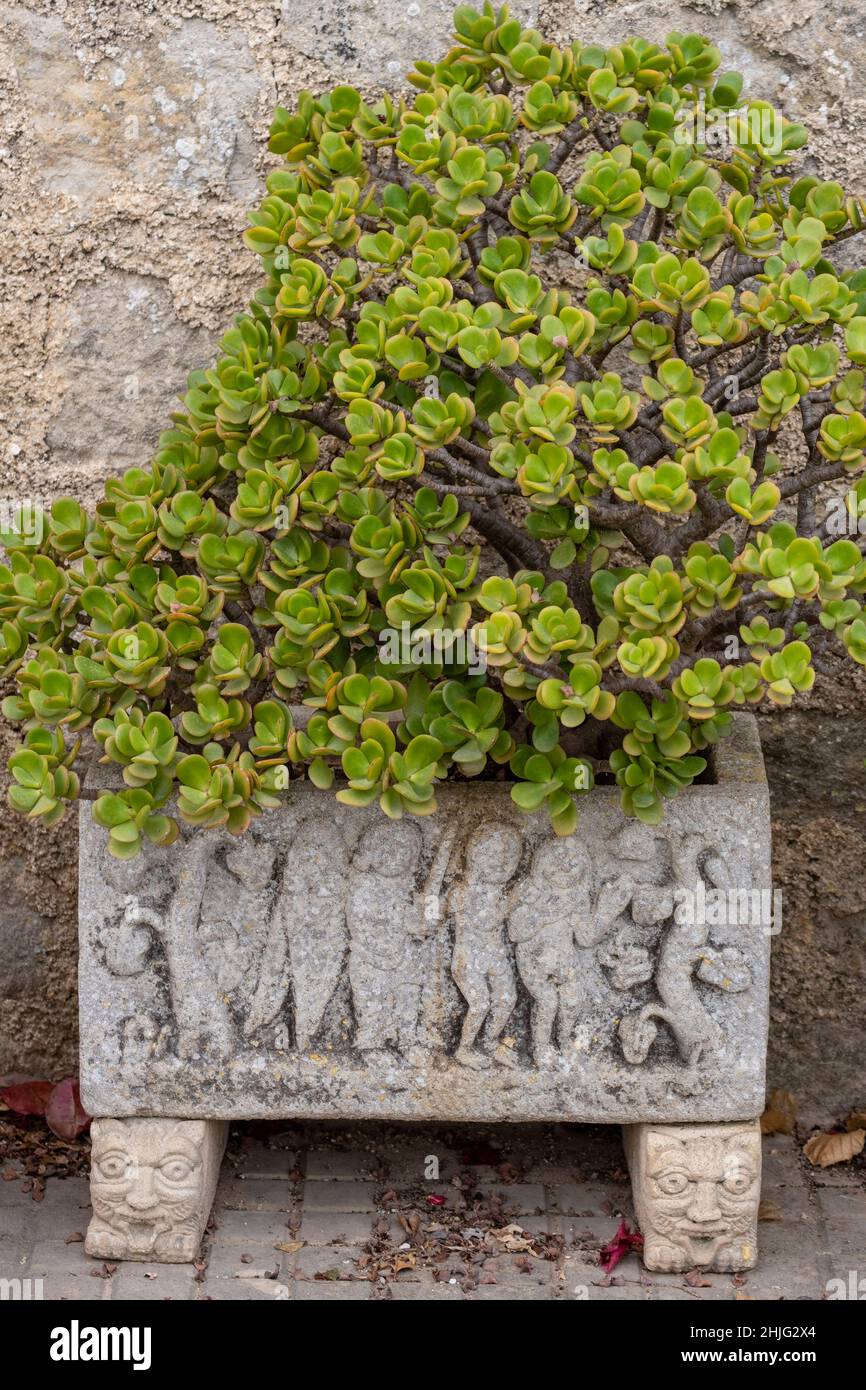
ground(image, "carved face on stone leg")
xmin=642 ymin=1125 xmax=760 ymax=1269
xmin=89 ymin=1118 xmax=207 ymax=1258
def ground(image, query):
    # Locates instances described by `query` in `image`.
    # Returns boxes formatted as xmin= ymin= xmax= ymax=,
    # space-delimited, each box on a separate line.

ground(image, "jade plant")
xmin=4 ymin=5 xmax=866 ymax=855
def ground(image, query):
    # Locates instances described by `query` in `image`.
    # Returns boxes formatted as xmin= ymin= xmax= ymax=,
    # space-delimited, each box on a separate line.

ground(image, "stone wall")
xmin=1 ymin=1 xmax=864 ymax=1120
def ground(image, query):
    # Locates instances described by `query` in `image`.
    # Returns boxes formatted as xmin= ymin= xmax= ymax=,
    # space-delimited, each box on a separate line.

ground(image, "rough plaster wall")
xmin=0 ymin=0 xmax=863 ymax=1118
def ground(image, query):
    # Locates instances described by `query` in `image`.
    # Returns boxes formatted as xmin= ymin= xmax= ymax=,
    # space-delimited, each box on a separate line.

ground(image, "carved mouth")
xmin=125 ymin=1220 xmax=160 ymax=1254
xmin=677 ymin=1222 xmax=728 ymax=1237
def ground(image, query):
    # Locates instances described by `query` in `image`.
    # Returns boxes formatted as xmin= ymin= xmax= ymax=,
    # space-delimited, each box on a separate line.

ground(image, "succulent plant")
xmin=3 ymin=5 xmax=866 ymax=852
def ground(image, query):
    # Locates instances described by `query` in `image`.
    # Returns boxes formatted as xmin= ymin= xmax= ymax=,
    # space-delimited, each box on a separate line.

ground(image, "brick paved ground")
xmin=1 ymin=1124 xmax=863 ymax=1301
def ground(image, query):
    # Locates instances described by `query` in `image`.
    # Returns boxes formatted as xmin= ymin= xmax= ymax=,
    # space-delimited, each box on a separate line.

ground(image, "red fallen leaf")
xmin=0 ymin=1080 xmax=55 ymax=1117
xmin=426 ymin=1194 xmax=446 ymax=1207
xmin=45 ymin=1079 xmax=90 ymax=1141
xmin=599 ymin=1219 xmax=644 ymax=1273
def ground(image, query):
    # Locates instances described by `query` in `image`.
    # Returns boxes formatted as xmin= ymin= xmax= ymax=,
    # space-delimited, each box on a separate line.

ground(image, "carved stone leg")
xmin=623 ymin=1120 xmax=761 ymax=1273
xmin=86 ymin=1117 xmax=228 ymax=1264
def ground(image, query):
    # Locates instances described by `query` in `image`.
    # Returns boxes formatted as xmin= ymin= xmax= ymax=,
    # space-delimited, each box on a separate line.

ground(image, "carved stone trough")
xmin=79 ymin=711 xmax=771 ymax=1270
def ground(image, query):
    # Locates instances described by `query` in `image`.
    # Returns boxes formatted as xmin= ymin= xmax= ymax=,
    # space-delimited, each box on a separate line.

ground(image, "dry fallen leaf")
xmin=803 ymin=1128 xmax=865 ymax=1168
xmin=64 ymin=1231 xmax=85 ymax=1244
xmin=274 ymin=1241 xmax=304 ymax=1255
xmin=845 ymin=1110 xmax=866 ymax=1132
xmin=393 ymin=1253 xmax=415 ymax=1273
xmin=758 ymin=1201 xmax=783 ymax=1222
xmin=685 ymin=1268 xmax=712 ymax=1287
xmin=760 ymin=1088 xmax=797 ymax=1136
xmin=490 ymin=1222 xmax=535 ymax=1253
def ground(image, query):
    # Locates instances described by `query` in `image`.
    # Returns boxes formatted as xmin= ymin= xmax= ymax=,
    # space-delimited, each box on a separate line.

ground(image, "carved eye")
xmin=657 ymin=1171 xmax=689 ymax=1195
xmin=98 ymin=1152 xmax=131 ymax=1180
xmin=723 ymin=1168 xmax=753 ymax=1196
xmin=160 ymin=1157 xmax=194 ymax=1183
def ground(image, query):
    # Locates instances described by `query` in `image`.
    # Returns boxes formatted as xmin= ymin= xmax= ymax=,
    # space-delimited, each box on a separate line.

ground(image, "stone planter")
xmin=79 ymin=712 xmax=771 ymax=1270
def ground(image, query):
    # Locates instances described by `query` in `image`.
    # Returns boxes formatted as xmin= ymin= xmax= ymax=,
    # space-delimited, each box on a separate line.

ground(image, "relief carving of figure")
xmin=112 ymin=834 xmax=268 ymax=1061
xmin=617 ymin=832 xmax=752 ymax=1068
xmin=244 ymin=820 xmax=347 ymax=1047
xmin=347 ymin=821 xmax=453 ymax=1064
xmin=630 ymin=1122 xmax=761 ymax=1272
xmin=508 ymin=841 xmax=633 ymax=1067
xmin=449 ymin=825 xmax=522 ymax=1069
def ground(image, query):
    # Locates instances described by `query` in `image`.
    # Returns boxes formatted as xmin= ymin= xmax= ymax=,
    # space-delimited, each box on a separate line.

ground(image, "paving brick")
xmin=294 ymin=1279 xmax=371 ymax=1300
xmin=386 ymin=1280 xmax=466 ymax=1299
xmin=304 ymin=1149 xmax=382 ymax=1181
xmin=481 ymin=1183 xmax=546 ymax=1214
xmin=217 ymin=1177 xmax=293 ymax=1212
xmin=302 ymin=1180 xmax=378 ymax=1213
xmin=111 ymin=1264 xmax=199 ymax=1301
xmin=231 ymin=1145 xmax=299 ymax=1180
xmin=815 ymin=1185 xmax=866 ymax=1276
xmin=297 ymin=1211 xmax=375 ymax=1245
xmin=0 ymin=1126 xmax=850 ymax=1303
xmin=292 ymin=1246 xmax=367 ymax=1280
xmin=210 ymin=1209 xmax=295 ymax=1245
xmin=204 ymin=1243 xmax=282 ymax=1280
xmin=382 ymin=1143 xmax=464 ymax=1184
xmin=549 ymin=1180 xmax=631 ymax=1217
xmin=36 ymin=1272 xmax=110 ymax=1301
xmin=202 ymin=1276 xmax=291 ymax=1301
xmin=474 ymin=1253 xmax=555 ymax=1290
xmin=0 ymin=1207 xmax=38 ymax=1245
xmin=464 ymin=1282 xmax=554 ymax=1300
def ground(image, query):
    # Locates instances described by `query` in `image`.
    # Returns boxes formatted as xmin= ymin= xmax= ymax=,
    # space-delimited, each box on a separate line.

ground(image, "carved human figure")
xmin=114 ymin=834 xmax=265 ymax=1060
xmin=346 ymin=821 xmax=444 ymax=1062
xmin=617 ymin=833 xmax=752 ymax=1067
xmin=449 ymin=825 xmax=522 ymax=1069
xmin=200 ymin=837 xmax=277 ymax=996
xmin=244 ymin=820 xmax=348 ymax=1047
xmin=86 ymin=1117 xmax=228 ymax=1263
xmin=508 ymin=841 xmax=633 ymax=1067
xmin=597 ymin=823 xmax=673 ymax=992
xmin=625 ymin=1121 xmax=761 ymax=1272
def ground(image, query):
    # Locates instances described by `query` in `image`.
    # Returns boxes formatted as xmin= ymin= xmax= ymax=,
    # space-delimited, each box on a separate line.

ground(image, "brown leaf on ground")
xmin=490 ymin=1222 xmax=535 ymax=1253
xmin=845 ymin=1110 xmax=866 ymax=1132
xmin=685 ymin=1268 xmax=712 ymax=1287
xmin=393 ymin=1253 xmax=415 ymax=1273
xmin=274 ymin=1241 xmax=304 ymax=1254
xmin=761 ymin=1089 xmax=797 ymax=1135
xmin=758 ymin=1201 xmax=783 ymax=1222
xmin=64 ymin=1231 xmax=84 ymax=1243
xmin=803 ymin=1128 xmax=865 ymax=1167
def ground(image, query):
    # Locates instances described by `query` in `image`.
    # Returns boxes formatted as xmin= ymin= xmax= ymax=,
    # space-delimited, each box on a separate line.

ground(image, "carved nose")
xmin=687 ymin=1181 xmax=722 ymax=1224
xmin=126 ymin=1170 xmax=159 ymax=1211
